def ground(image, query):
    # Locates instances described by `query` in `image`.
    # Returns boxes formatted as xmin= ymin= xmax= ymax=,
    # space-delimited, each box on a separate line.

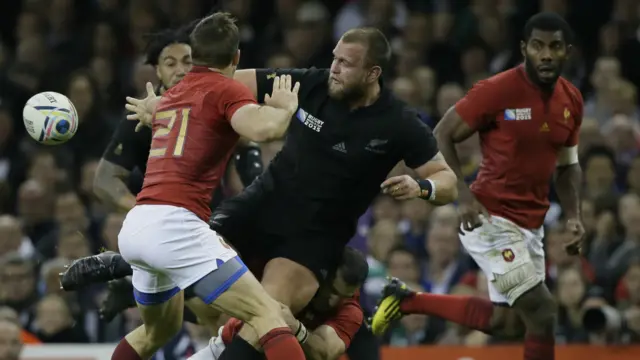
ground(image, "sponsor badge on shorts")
xmin=501 ymin=249 xmax=515 ymax=262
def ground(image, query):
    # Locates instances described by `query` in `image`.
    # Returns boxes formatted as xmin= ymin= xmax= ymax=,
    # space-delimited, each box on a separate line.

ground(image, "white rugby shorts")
xmin=459 ymin=215 xmax=545 ymax=304
xmin=118 ymin=204 xmax=238 ymax=305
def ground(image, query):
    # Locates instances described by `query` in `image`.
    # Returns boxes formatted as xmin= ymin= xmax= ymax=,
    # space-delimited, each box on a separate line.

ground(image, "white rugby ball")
xmin=23 ymin=91 xmax=79 ymax=145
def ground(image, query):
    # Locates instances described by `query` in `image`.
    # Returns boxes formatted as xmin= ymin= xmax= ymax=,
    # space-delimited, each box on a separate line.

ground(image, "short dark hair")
xmin=339 ymin=247 xmax=369 ymax=286
xmin=524 ymin=12 xmax=573 ymax=44
xmin=189 ymin=12 xmax=240 ymax=68
xmin=144 ymin=27 xmax=191 ymax=66
xmin=341 ymin=27 xmax=391 ymax=69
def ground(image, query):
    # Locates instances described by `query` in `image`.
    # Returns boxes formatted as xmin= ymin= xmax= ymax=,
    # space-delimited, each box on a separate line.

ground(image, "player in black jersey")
xmin=94 ymin=26 xmax=263 ymax=214
xmin=63 ymin=26 xmax=458 ymax=360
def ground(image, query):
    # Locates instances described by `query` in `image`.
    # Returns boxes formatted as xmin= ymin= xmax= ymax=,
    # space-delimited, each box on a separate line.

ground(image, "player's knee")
xmin=146 ymin=320 xmax=182 ymax=345
xmin=490 ymin=307 xmax=526 ymax=340
xmin=514 ymin=283 xmax=557 ymax=333
xmin=492 ymin=261 xmax=541 ymax=306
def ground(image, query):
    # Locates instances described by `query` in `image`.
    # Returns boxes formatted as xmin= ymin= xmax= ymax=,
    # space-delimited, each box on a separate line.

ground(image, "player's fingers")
xmin=146 ymin=82 xmax=156 ymax=97
xmin=479 ymin=206 xmax=492 ymax=223
xmin=264 ymin=94 xmax=271 ymax=103
xmin=125 ymin=103 xmax=139 ymax=112
xmin=126 ymin=114 xmax=139 ymax=121
xmin=284 ymin=75 xmax=292 ymax=91
xmin=135 ymin=122 xmax=144 ymax=132
xmin=292 ymin=82 xmax=301 ymax=94
xmin=272 ymin=76 xmax=280 ymax=93
xmin=381 ymin=176 xmax=403 ymax=188
xmin=126 ymin=96 xmax=141 ymax=106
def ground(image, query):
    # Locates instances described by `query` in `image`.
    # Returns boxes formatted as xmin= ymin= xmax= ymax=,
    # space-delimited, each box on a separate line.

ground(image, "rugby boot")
xmin=59 ymin=251 xmax=133 ymax=291
xmin=369 ymin=277 xmax=414 ymax=336
xmin=99 ymin=278 xmax=137 ymax=322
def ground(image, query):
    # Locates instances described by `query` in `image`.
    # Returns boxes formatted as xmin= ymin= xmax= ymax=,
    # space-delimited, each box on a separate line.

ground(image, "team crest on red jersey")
xmin=502 ymin=249 xmax=515 ymax=262
xmin=563 ymin=107 xmax=570 ymax=123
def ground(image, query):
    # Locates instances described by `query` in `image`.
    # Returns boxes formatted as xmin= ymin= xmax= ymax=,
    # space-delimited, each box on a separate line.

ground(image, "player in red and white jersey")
xmin=113 ymin=13 xmax=306 ymax=360
xmin=190 ymin=246 xmax=368 ymax=360
xmin=371 ymin=13 xmax=583 ymax=360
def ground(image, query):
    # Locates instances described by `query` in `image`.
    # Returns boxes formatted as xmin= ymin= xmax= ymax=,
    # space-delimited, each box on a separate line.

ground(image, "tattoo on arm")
xmin=93 ymin=160 xmax=136 ymax=212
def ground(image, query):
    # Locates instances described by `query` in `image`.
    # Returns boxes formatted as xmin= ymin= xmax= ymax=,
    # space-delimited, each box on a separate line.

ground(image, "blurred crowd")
xmin=1 ymin=0 xmax=640 ymax=357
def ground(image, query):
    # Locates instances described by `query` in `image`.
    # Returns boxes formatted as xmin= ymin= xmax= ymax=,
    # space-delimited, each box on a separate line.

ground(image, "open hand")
xmin=381 ymin=175 xmax=421 ymax=200
xmin=264 ymin=75 xmax=301 ymax=115
xmin=125 ymin=82 xmax=159 ymax=132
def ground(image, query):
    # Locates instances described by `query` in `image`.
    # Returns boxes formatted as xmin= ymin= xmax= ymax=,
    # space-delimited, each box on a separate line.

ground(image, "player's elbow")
xmin=252 ymin=121 xmax=286 ymax=142
xmin=231 ymin=106 xmax=289 ymax=142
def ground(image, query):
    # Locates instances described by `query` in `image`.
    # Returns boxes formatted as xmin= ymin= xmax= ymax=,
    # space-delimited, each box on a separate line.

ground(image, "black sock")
xmin=219 ymin=336 xmax=263 ymax=360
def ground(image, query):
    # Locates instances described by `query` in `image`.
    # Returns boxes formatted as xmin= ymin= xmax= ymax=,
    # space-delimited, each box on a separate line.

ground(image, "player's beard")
xmin=524 ymin=58 xmax=562 ymax=89
xmin=328 ymin=78 xmax=366 ymax=103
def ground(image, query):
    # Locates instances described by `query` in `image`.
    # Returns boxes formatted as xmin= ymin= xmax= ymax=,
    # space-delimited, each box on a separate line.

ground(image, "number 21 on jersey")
xmin=149 ymin=108 xmax=191 ymax=158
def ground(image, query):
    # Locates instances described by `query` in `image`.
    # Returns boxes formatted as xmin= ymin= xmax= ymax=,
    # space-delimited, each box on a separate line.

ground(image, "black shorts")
xmin=209 ymin=178 xmax=346 ymax=283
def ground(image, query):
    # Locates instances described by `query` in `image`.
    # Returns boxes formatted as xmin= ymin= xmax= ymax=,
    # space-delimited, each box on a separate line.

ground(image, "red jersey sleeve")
xmin=455 ymin=78 xmax=507 ymax=130
xmin=216 ymin=80 xmax=258 ymax=122
xmin=564 ymin=87 xmax=584 ymax=147
xmin=322 ymin=295 xmax=363 ymax=348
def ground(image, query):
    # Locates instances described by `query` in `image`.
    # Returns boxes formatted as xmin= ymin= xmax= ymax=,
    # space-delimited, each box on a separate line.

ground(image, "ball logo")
xmin=502 ymin=249 xmax=515 ymax=262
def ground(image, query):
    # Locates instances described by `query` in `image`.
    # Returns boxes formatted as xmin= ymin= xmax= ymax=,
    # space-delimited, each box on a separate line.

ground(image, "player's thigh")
xmin=262 ymin=234 xmax=343 ymax=313
xmin=525 ymin=228 xmax=546 ymax=281
xmin=186 ymin=258 xmax=285 ymax=334
xmin=460 ymin=215 xmax=540 ymax=306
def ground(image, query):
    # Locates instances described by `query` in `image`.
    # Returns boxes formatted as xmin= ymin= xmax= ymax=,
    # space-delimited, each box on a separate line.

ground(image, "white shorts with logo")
xmin=118 ymin=204 xmax=238 ymax=305
xmin=459 ymin=215 xmax=545 ymax=305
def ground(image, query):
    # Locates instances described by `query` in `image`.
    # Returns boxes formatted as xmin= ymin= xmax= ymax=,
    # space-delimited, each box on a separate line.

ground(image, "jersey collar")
xmin=190 ymin=65 xmax=222 ymax=74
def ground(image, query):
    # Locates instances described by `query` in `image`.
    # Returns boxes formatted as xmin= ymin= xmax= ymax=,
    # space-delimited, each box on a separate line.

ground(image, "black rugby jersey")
xmin=254 ymin=68 xmax=439 ymax=235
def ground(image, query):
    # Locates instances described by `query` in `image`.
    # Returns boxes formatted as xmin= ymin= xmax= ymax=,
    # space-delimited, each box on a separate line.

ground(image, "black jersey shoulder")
xmin=102 ymin=116 xmax=152 ymax=172
xmin=255 ymin=68 xmax=329 ymax=103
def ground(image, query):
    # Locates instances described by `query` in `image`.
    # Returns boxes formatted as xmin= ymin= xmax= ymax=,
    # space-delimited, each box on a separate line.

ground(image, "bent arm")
xmin=303 ymin=325 xmax=347 ymax=360
xmin=413 ymin=152 xmax=459 ymax=205
xmin=230 ymin=104 xmax=293 ymax=142
xmin=433 ymin=107 xmax=477 ymax=192
xmin=93 ymin=159 xmax=136 ymax=212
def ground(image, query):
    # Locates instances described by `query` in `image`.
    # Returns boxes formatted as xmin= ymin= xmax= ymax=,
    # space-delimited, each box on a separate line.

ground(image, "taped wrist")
xmin=294 ymin=321 xmax=309 ymax=343
xmin=416 ymin=179 xmax=436 ymax=201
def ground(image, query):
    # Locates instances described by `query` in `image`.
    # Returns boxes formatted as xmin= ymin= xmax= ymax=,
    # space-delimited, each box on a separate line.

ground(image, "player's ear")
xmin=155 ymin=66 xmax=161 ymax=81
xmin=520 ymin=40 xmax=526 ymax=59
xmin=566 ymin=44 xmax=573 ymax=57
xmin=232 ymin=50 xmax=240 ymax=67
xmin=368 ymin=66 xmax=381 ymax=83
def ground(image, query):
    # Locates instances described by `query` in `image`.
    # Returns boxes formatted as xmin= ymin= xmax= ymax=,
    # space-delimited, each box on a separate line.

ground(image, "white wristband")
xmin=427 ymin=179 xmax=436 ymax=201
xmin=294 ymin=321 xmax=309 ymax=343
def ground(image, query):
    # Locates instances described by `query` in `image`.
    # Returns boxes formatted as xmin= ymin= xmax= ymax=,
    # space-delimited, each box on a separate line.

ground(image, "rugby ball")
xmin=23 ymin=92 xmax=79 ymax=145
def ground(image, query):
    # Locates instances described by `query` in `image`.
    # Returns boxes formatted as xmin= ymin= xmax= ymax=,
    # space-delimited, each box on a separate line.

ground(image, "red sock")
xmin=524 ymin=334 xmax=555 ymax=360
xmin=111 ymin=338 xmax=143 ymax=360
xmin=400 ymin=293 xmax=494 ymax=333
xmin=259 ymin=327 xmax=305 ymax=360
